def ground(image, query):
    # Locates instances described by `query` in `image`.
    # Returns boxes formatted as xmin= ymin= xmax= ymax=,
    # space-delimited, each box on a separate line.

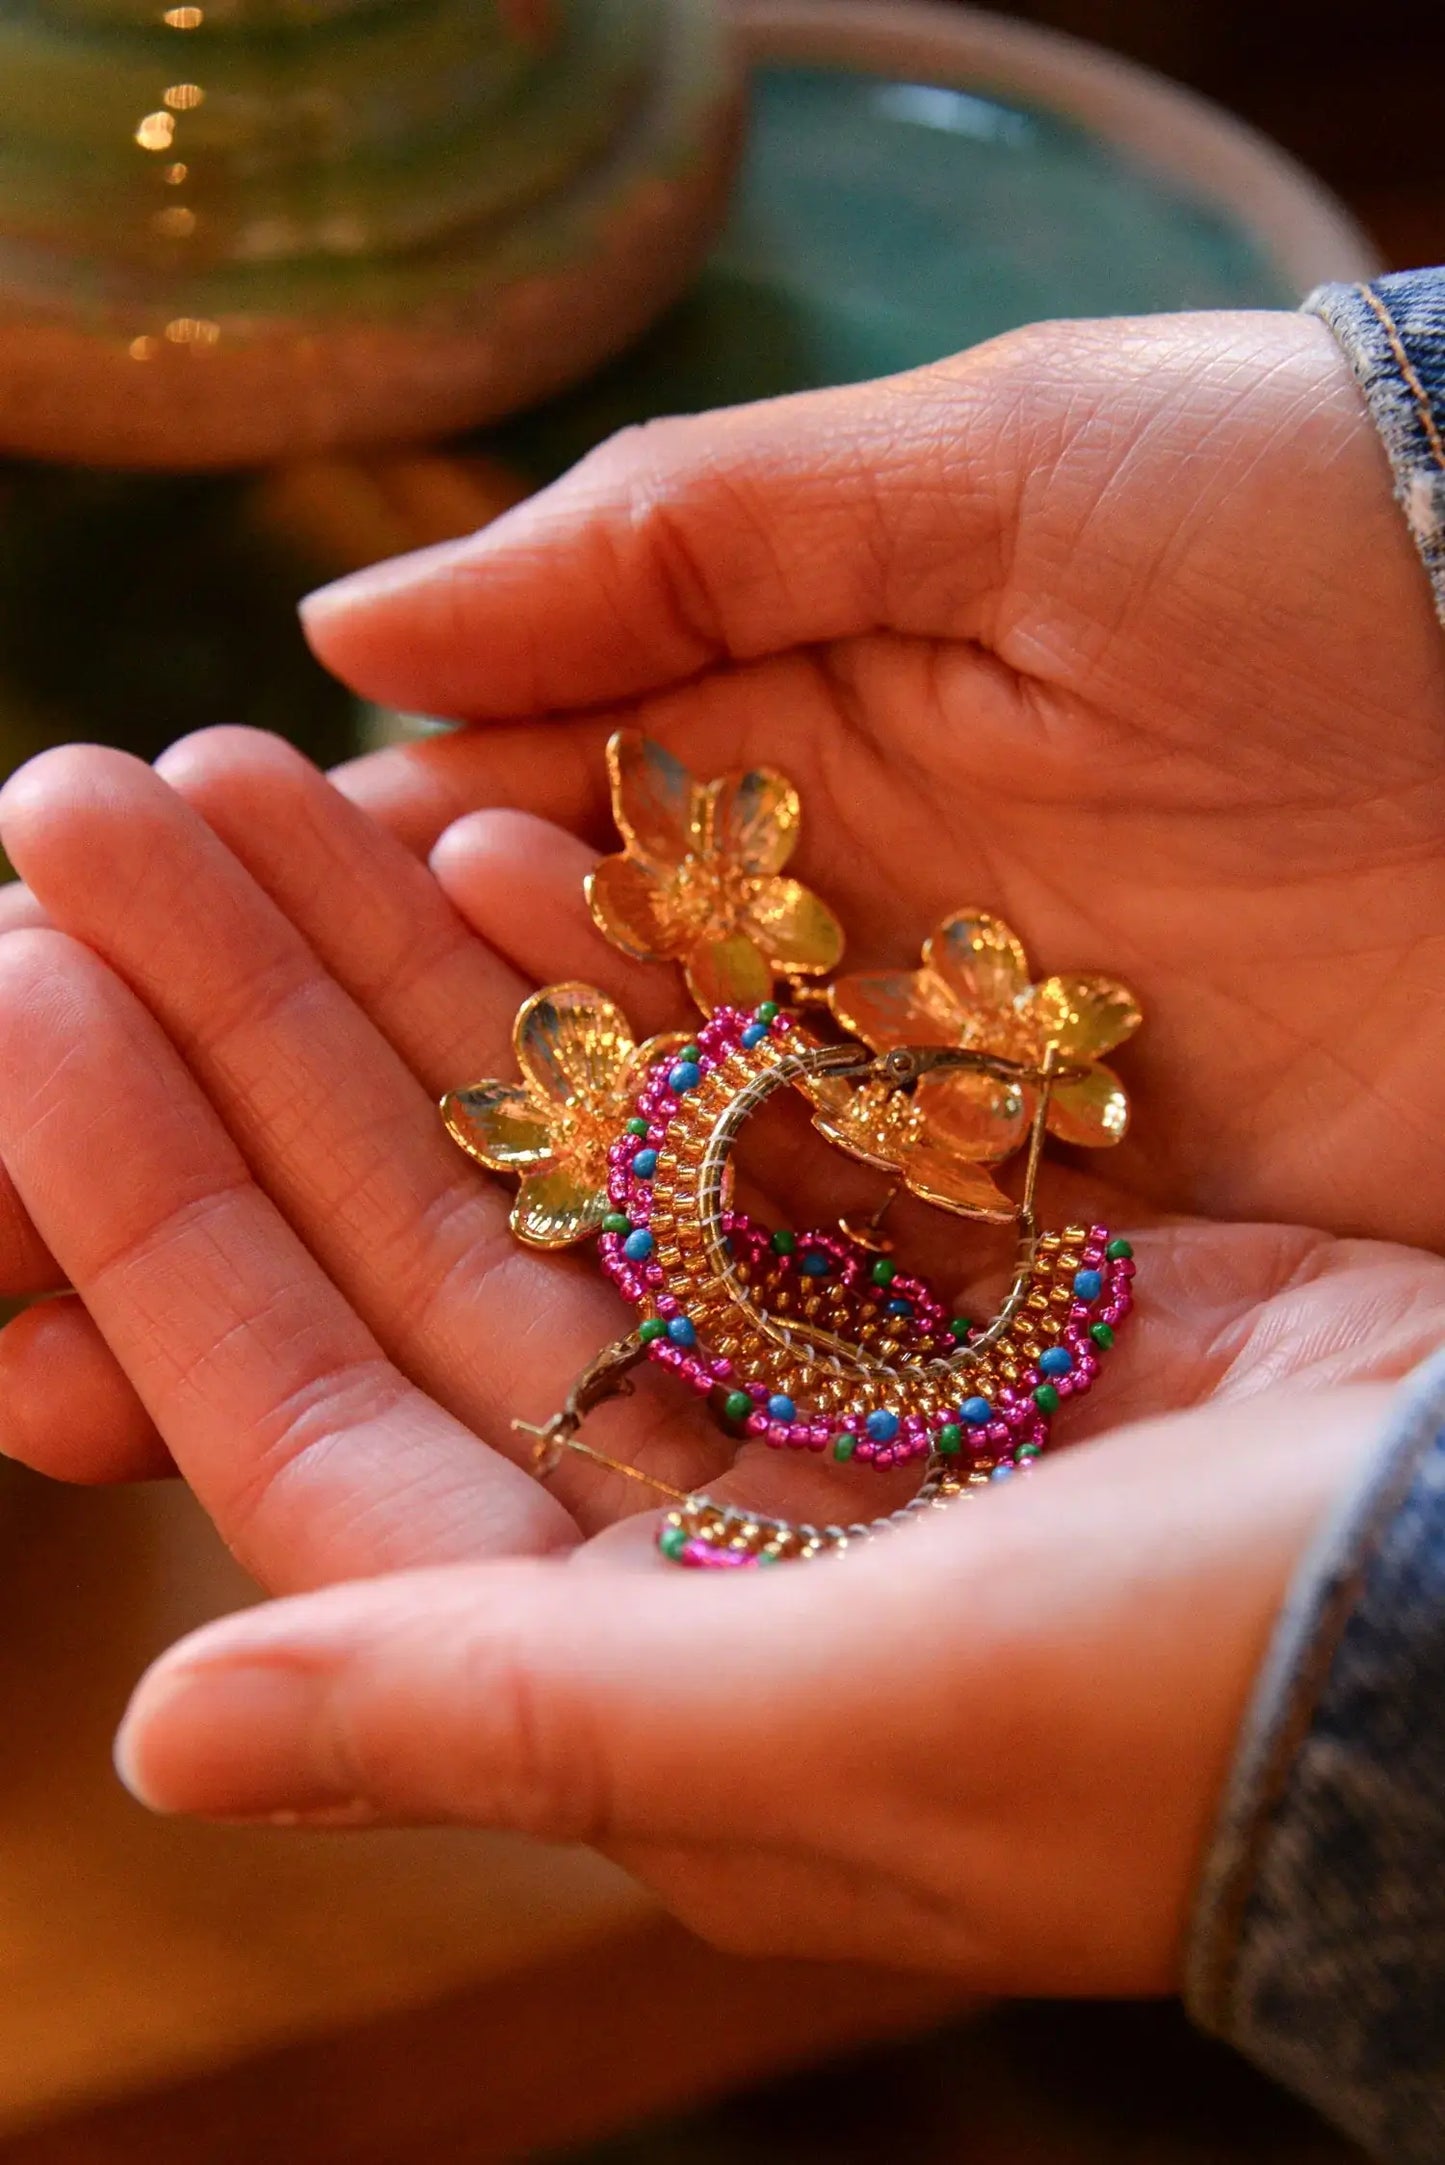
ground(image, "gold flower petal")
xmin=1027 ymin=975 xmax=1142 ymax=1062
xmin=606 ymin=730 xmax=701 ymax=871
xmin=442 ymin=1081 xmax=555 ymax=1169
xmin=1047 ymin=1063 xmax=1130 ymax=1147
xmin=904 ymin=1145 xmax=1017 ymax=1223
xmin=702 ymin=767 xmax=801 ymax=877
xmin=916 ymin=1068 xmax=1031 ymax=1165
xmin=512 ymin=1162 xmax=610 ymax=1249
xmin=514 ymin=982 xmax=637 ymax=1107
xmin=744 ymin=875 xmax=844 ymax=978
xmin=685 ymin=933 xmax=773 ymax=1015
xmin=828 ymin=968 xmax=961 ymax=1053
xmin=586 ymin=853 xmax=679 ymax=962
xmin=809 ymin=1076 xmax=919 ymax=1173
xmin=924 ymin=911 xmax=1031 ymax=1021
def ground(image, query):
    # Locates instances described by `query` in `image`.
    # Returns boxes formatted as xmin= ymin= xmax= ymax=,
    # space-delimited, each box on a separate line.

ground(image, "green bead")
xmin=831 ymin=1434 xmax=856 ymax=1462
xmin=678 ymin=1042 xmax=700 ymax=1064
xmin=758 ymin=1550 xmax=781 ymax=1566
xmin=871 ymin=1257 xmax=897 ymax=1286
xmin=1033 ymin=1383 xmax=1061 ymax=1414
xmin=756 ymin=1001 xmax=780 ymax=1024
xmin=602 ymin=1212 xmax=631 ymax=1235
xmin=949 ymin=1316 xmax=972 ymax=1340
xmin=626 ymin=1117 xmax=650 ymax=1138
xmin=1090 ymin=1321 xmax=1116 ymax=1350
xmin=658 ymin=1525 xmax=688 ymax=1561
xmin=1017 ymin=1442 xmax=1041 ymax=1459
xmin=937 ymin=1423 xmax=963 ymax=1456
xmin=638 ymin=1318 xmax=667 ymax=1344
xmin=724 ymin=1389 xmax=753 ymax=1423
xmin=770 ymin=1229 xmax=797 ymax=1256
xmin=1105 ymin=1237 xmax=1133 ymax=1261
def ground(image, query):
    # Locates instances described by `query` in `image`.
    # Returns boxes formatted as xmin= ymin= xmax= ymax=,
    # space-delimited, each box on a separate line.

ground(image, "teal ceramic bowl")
xmin=0 ymin=2 xmax=1378 ymax=787
xmin=502 ymin=0 xmax=1376 ymax=470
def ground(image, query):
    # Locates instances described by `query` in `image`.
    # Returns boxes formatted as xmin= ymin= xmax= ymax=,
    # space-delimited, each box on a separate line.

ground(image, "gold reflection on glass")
xmin=162 ymin=5 xmax=205 ymax=24
xmin=164 ymin=317 xmax=221 ymax=346
xmin=164 ymin=161 xmax=188 ymax=184
xmin=163 ymin=83 xmax=205 ymax=111
xmin=135 ymin=110 xmax=175 ymax=150
xmin=128 ymin=335 xmax=160 ymax=361
xmin=153 ymin=205 xmax=197 ymax=238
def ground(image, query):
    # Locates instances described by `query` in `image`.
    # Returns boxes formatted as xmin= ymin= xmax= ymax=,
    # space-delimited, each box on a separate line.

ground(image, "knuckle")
xmin=452 ymin=1622 xmax=615 ymax=1844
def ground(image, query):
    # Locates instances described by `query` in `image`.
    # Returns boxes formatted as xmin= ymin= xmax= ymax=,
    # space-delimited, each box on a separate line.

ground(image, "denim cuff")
xmin=1186 ymin=1350 xmax=1445 ymax=2159
xmin=1305 ymin=269 xmax=1445 ymax=625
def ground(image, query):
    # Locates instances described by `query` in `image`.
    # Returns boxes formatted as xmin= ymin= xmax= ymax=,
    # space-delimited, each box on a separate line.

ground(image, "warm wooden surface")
xmin=0 ymin=1471 xmax=647 ymax=2130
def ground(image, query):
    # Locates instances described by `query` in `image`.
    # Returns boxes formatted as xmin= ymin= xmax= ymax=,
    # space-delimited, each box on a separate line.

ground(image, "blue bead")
xmin=740 ymin=1023 xmax=768 ymax=1048
xmin=668 ymin=1061 xmax=702 ymax=1094
xmin=865 ymin=1409 xmax=899 ymax=1443
xmin=800 ymin=1252 xmax=830 ymax=1277
xmin=630 ymin=1148 xmax=658 ymax=1179
xmin=960 ymin=1396 xmax=992 ymax=1426
xmin=990 ymin=1463 xmax=1014 ymax=1482
xmin=667 ymin=1316 xmax=697 ymax=1347
xmin=1073 ymin=1268 xmax=1103 ymax=1302
xmin=622 ymin=1228 xmax=654 ymax=1262
xmin=1039 ymin=1345 xmax=1073 ymax=1377
xmin=767 ymin=1394 xmax=796 ymax=1423
xmin=884 ymin=1297 xmax=914 ymax=1318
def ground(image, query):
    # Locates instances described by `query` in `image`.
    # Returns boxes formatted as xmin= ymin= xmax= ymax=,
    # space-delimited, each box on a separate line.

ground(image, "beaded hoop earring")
xmin=443 ymin=733 xmax=1139 ymax=1567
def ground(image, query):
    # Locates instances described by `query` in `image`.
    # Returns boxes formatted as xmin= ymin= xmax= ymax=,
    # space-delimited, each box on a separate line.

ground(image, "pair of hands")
xmin=1 ymin=307 xmax=1443 ymax=1994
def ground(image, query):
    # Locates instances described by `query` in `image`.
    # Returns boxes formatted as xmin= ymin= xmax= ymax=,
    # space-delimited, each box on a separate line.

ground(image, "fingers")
xmin=115 ymin=1552 xmax=848 ymax=1834
xmin=300 ymin=356 xmax=1014 ymax=719
xmin=331 ymin=717 xmax=615 ymax=859
xmin=0 ymin=1296 xmax=173 ymax=1482
xmin=0 ymin=882 xmax=46 ymax=936
xmin=429 ymin=809 xmax=686 ymax=1040
xmin=0 ymin=742 xmax=722 ymax=1527
xmin=0 ymin=928 xmax=572 ymax=1583
xmin=154 ymin=725 xmax=534 ymax=1093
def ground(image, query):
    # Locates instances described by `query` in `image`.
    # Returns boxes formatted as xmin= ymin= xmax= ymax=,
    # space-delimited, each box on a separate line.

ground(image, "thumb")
xmin=297 ymin=350 xmax=1023 ymax=722
xmin=113 ymin=1552 xmax=880 ymax=1837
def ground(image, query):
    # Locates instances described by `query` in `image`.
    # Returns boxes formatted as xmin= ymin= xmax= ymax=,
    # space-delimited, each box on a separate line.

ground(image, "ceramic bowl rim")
xmin=734 ymin=0 xmax=1381 ymax=293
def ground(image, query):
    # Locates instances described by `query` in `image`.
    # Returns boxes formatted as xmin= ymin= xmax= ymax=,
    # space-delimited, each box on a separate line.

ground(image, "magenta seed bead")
xmin=745 ymin=1412 xmax=769 ymax=1436
xmin=712 ymin=1357 xmax=734 ymax=1380
xmin=749 ymin=1382 xmax=769 ymax=1402
xmin=655 ymin=1293 xmax=679 ymax=1318
xmin=767 ymin=1423 xmax=791 ymax=1448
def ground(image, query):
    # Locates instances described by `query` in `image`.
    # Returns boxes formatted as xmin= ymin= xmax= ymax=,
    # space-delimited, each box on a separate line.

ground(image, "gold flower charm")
xmin=586 ymin=731 xmax=845 ymax=1013
xmin=443 ymin=983 xmax=685 ymax=1249
xmin=816 ymin=911 xmax=1141 ymax=1221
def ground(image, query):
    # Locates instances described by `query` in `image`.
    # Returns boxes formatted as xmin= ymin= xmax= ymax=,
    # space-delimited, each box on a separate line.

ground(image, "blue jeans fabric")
xmin=1183 ymin=269 xmax=1445 ymax=2157
xmin=1305 ymin=271 xmax=1445 ymax=623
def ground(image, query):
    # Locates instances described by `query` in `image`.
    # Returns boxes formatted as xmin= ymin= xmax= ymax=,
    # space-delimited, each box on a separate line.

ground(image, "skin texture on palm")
xmin=0 ymin=310 xmax=1441 ymax=1993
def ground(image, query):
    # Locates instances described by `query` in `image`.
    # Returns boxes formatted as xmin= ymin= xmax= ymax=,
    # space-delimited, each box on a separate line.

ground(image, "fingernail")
xmin=115 ymin=1657 xmax=354 ymax=1820
xmin=298 ymin=537 xmax=467 ymax=624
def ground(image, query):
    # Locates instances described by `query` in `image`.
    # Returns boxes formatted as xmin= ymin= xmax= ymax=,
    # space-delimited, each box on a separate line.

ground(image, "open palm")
xmin=1 ymin=307 xmax=1444 ymax=1612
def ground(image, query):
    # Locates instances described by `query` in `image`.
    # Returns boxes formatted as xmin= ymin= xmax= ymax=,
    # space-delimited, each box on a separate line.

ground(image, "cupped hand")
xmin=0 ymin=308 xmax=1442 ymax=1991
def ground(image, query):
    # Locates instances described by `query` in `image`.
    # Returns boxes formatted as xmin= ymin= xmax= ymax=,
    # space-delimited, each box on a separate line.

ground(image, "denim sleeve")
xmin=1185 ymin=1355 xmax=1445 ymax=2157
xmin=1304 ymin=268 xmax=1445 ymax=623
xmin=1179 ymin=268 xmax=1445 ymax=2158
